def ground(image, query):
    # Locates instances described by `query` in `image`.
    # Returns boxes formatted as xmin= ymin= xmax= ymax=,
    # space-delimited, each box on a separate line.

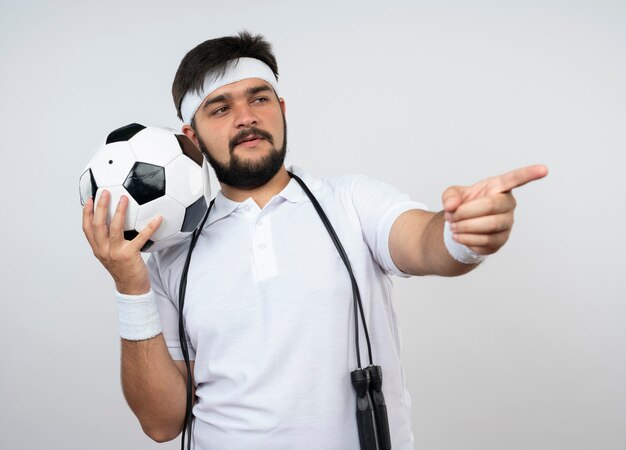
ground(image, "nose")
xmin=234 ymin=102 xmax=259 ymax=129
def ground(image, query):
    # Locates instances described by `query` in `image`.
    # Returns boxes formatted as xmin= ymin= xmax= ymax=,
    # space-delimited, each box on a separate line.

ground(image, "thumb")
xmin=442 ymin=186 xmax=465 ymax=213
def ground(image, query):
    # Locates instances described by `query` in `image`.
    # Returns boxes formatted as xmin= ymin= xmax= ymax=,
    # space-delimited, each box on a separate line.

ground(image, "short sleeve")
xmin=349 ymin=176 xmax=428 ymax=277
xmin=147 ymin=255 xmax=196 ymax=360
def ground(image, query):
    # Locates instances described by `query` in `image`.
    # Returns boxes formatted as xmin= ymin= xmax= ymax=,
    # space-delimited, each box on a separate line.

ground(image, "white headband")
xmin=180 ymin=57 xmax=279 ymax=124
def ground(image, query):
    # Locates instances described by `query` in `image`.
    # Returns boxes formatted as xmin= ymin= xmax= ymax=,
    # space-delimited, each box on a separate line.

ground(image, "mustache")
xmin=229 ymin=127 xmax=275 ymax=152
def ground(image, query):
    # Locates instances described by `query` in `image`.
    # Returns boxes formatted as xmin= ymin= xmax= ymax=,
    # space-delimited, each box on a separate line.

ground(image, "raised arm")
xmin=82 ymin=191 xmax=191 ymax=442
xmin=389 ymin=165 xmax=548 ymax=276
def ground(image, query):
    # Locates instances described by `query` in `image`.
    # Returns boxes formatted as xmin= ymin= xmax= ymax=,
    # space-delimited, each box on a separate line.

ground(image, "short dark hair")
xmin=172 ymin=31 xmax=279 ymax=122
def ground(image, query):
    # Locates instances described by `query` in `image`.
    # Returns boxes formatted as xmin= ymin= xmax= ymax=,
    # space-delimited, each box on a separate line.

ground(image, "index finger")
xmin=495 ymin=164 xmax=549 ymax=193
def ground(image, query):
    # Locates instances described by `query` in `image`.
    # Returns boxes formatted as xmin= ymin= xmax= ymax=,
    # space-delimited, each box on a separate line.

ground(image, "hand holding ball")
xmin=79 ymin=123 xmax=211 ymax=253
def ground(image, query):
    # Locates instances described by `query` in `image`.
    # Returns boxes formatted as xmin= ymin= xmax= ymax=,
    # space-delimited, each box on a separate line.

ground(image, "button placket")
xmin=251 ymin=210 xmax=277 ymax=282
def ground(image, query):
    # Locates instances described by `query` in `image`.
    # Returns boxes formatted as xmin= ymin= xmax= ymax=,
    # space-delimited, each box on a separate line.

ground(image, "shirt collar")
xmin=205 ymin=165 xmax=323 ymax=226
xmin=279 ymin=165 xmax=323 ymax=203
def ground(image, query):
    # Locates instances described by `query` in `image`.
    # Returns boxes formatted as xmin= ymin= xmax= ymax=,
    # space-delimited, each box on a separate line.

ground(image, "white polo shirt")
xmin=148 ymin=166 xmax=427 ymax=450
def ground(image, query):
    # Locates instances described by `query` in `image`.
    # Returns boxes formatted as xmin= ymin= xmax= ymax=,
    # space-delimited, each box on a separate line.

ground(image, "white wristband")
xmin=443 ymin=221 xmax=486 ymax=265
xmin=115 ymin=289 xmax=162 ymax=341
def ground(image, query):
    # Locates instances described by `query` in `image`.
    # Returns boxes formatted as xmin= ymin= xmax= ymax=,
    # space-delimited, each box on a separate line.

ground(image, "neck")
xmin=219 ymin=166 xmax=291 ymax=209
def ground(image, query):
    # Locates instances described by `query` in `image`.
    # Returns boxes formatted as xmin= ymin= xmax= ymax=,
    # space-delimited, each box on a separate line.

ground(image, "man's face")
xmin=190 ymin=78 xmax=287 ymax=190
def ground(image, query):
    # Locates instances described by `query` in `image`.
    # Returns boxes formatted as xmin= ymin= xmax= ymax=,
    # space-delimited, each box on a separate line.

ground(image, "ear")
xmin=279 ymin=97 xmax=286 ymax=116
xmin=182 ymin=124 xmax=200 ymax=147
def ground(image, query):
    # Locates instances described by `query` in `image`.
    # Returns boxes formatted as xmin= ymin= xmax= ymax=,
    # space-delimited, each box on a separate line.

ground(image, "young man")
xmin=82 ymin=32 xmax=547 ymax=449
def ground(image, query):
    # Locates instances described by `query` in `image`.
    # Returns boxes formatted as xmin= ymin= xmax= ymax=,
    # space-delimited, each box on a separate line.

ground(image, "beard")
xmin=196 ymin=114 xmax=287 ymax=190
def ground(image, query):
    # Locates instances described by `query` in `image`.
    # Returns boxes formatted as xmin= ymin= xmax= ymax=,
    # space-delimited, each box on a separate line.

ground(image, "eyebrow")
xmin=201 ymin=84 xmax=274 ymax=111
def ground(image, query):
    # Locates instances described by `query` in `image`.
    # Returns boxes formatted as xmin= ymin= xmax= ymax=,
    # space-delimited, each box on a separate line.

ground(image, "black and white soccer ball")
xmin=79 ymin=123 xmax=211 ymax=252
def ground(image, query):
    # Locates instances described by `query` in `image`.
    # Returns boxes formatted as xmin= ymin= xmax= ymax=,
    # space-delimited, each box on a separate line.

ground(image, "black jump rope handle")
xmin=367 ymin=365 xmax=392 ymax=450
xmin=352 ymin=369 xmax=380 ymax=450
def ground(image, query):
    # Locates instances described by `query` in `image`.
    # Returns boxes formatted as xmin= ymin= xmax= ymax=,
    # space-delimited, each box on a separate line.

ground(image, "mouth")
xmin=236 ymin=134 xmax=264 ymax=147
xmin=230 ymin=128 xmax=274 ymax=152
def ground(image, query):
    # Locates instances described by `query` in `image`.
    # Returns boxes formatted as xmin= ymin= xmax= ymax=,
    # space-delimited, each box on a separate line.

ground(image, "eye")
xmin=211 ymin=105 xmax=229 ymax=116
xmin=252 ymin=96 xmax=270 ymax=104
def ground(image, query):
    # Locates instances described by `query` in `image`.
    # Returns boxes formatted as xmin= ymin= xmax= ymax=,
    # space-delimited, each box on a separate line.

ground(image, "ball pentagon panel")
xmin=106 ymin=123 xmax=146 ymax=144
xmin=175 ymin=134 xmax=204 ymax=166
xmin=122 ymin=229 xmax=155 ymax=252
xmin=79 ymin=168 xmax=98 ymax=206
xmin=181 ymin=197 xmax=208 ymax=232
xmin=124 ymin=162 xmax=166 ymax=205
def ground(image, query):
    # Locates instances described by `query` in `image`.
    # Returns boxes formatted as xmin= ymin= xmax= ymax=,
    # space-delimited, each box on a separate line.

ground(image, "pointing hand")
xmin=441 ymin=165 xmax=548 ymax=255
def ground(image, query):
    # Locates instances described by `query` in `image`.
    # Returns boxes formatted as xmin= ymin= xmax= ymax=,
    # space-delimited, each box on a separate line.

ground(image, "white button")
xmin=258 ymin=243 xmax=266 ymax=250
xmin=257 ymin=219 xmax=264 ymax=226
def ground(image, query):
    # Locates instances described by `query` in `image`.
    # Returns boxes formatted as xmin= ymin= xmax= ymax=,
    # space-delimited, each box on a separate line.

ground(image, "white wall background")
xmin=1 ymin=0 xmax=624 ymax=449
